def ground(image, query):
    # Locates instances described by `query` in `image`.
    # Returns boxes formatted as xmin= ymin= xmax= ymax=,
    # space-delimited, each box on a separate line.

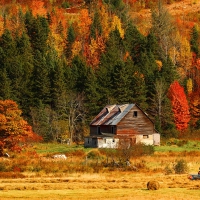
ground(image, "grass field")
xmin=0 ymin=173 xmax=200 ymax=199
xmin=0 ymin=140 xmax=200 ymax=200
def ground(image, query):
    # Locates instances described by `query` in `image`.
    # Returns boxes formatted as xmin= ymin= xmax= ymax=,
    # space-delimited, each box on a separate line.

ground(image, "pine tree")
xmin=51 ymin=61 xmax=66 ymax=110
xmin=0 ymin=68 xmax=12 ymax=100
xmin=97 ymin=28 xmax=125 ymax=105
xmin=124 ymin=22 xmax=146 ymax=65
xmin=65 ymin=24 xmax=76 ymax=60
xmin=84 ymin=67 xmax=100 ymax=120
xmin=190 ymin=25 xmax=199 ymax=57
xmin=15 ymin=32 xmax=34 ymax=113
xmin=25 ymin=12 xmax=50 ymax=54
xmin=90 ymin=10 xmax=102 ymax=39
xmin=31 ymin=50 xmax=51 ymax=106
xmin=70 ymin=55 xmax=88 ymax=93
xmin=0 ymin=29 xmax=22 ymax=102
xmin=112 ymin=60 xmax=133 ymax=103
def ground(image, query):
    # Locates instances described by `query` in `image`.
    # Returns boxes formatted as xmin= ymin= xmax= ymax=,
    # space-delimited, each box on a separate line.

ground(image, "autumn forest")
xmin=0 ymin=0 xmax=200 ymax=144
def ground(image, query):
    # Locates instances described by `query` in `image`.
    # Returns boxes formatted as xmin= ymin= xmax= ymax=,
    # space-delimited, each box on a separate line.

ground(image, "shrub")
xmin=131 ymin=143 xmax=154 ymax=157
xmin=174 ymin=159 xmax=188 ymax=174
xmin=87 ymin=150 xmax=101 ymax=159
xmin=0 ymin=162 xmax=7 ymax=172
xmin=61 ymin=2 xmax=70 ymax=8
xmin=164 ymin=164 xmax=174 ymax=175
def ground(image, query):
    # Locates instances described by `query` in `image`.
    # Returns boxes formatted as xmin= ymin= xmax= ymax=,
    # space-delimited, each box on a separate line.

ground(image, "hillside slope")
xmin=131 ymin=0 xmax=200 ymax=35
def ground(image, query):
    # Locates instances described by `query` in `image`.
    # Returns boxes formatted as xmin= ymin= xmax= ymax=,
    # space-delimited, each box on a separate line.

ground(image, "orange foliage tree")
xmin=30 ymin=0 xmax=47 ymax=16
xmin=168 ymin=81 xmax=190 ymax=131
xmin=0 ymin=100 xmax=42 ymax=156
xmin=189 ymin=90 xmax=200 ymax=126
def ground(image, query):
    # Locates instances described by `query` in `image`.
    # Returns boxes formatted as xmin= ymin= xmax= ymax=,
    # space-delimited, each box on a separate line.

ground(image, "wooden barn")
xmin=84 ymin=104 xmax=160 ymax=148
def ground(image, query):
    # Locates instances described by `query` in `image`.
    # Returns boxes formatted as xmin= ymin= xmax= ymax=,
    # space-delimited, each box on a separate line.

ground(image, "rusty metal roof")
xmin=90 ymin=104 xmax=135 ymax=126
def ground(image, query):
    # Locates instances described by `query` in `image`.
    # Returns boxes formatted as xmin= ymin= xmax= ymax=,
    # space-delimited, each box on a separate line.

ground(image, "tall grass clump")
xmin=174 ymin=159 xmax=188 ymax=174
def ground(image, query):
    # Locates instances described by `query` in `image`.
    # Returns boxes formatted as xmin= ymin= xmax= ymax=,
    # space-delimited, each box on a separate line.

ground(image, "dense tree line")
xmin=0 ymin=0 xmax=199 ymax=143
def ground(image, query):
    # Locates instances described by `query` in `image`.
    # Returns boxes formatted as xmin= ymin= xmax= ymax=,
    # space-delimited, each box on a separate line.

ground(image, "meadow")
xmin=0 ymin=139 xmax=200 ymax=200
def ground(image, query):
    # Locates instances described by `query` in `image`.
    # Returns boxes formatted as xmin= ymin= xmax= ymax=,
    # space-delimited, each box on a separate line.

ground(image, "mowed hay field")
xmin=0 ymin=172 xmax=200 ymax=200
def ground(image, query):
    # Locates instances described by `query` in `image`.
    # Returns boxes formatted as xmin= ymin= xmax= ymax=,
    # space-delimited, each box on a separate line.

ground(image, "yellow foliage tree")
xmin=71 ymin=40 xmax=82 ymax=58
xmin=110 ymin=15 xmax=124 ymax=39
xmin=99 ymin=4 xmax=110 ymax=39
xmin=187 ymin=78 xmax=193 ymax=95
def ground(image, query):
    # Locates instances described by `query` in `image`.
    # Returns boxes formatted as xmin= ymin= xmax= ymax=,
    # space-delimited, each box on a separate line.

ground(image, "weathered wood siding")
xmin=117 ymin=105 xmax=154 ymax=136
xmin=90 ymin=126 xmax=98 ymax=136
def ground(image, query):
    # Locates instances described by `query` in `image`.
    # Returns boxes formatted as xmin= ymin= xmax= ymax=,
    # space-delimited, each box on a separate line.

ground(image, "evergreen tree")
xmin=15 ymin=32 xmax=34 ymax=113
xmin=25 ymin=12 xmax=50 ymax=54
xmin=0 ymin=68 xmax=12 ymax=100
xmin=31 ymin=50 xmax=51 ymax=106
xmin=190 ymin=25 xmax=199 ymax=57
xmin=51 ymin=60 xmax=67 ymax=110
xmin=124 ymin=22 xmax=146 ymax=63
xmin=0 ymin=29 xmax=23 ymax=102
xmin=160 ymin=56 xmax=179 ymax=86
xmin=146 ymin=31 xmax=161 ymax=60
xmin=0 ymin=29 xmax=17 ymax=77
xmin=97 ymin=28 xmax=125 ymax=105
xmin=65 ymin=24 xmax=76 ymax=60
xmin=90 ymin=10 xmax=102 ymax=39
xmin=84 ymin=67 xmax=100 ymax=120
xmin=71 ymin=55 xmax=88 ymax=93
xmin=112 ymin=60 xmax=133 ymax=103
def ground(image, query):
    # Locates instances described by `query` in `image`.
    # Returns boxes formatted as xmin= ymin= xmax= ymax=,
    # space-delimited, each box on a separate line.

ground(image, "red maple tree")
xmin=0 ymin=100 xmax=42 ymax=156
xmin=168 ymin=81 xmax=190 ymax=131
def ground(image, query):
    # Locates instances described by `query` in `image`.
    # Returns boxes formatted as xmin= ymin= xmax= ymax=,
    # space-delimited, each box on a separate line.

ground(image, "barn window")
xmin=97 ymin=126 xmax=101 ymax=134
xmin=113 ymin=139 xmax=115 ymax=143
xmin=111 ymin=126 xmax=114 ymax=133
xmin=133 ymin=111 xmax=138 ymax=117
xmin=143 ymin=135 xmax=149 ymax=139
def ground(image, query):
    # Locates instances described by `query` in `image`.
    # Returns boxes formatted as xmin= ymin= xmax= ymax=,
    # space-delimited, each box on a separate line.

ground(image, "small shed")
xmin=84 ymin=104 xmax=160 ymax=148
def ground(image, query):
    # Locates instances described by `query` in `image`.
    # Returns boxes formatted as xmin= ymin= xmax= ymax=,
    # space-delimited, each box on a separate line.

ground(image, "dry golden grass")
xmin=0 ymin=171 xmax=200 ymax=199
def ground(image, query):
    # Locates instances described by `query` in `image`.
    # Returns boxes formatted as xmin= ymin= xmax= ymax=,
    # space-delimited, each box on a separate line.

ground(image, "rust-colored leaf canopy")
xmin=0 ymin=100 xmax=42 ymax=155
xmin=168 ymin=81 xmax=190 ymax=131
